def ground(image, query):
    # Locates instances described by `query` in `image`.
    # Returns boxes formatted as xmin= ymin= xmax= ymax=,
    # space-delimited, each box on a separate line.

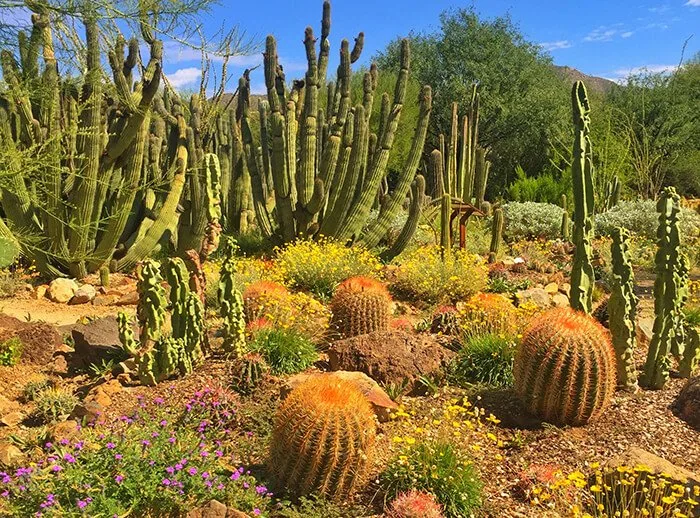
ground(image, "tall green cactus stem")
xmin=561 ymin=194 xmax=570 ymax=241
xmin=605 ymin=175 xmax=621 ymax=211
xmin=569 ymin=81 xmax=595 ymax=315
xmin=609 ymin=228 xmax=638 ymax=391
xmin=200 ymin=153 xmax=223 ymax=259
xmin=473 ymin=148 xmax=490 ymax=211
xmin=380 ymin=175 xmax=425 ymax=262
xmin=117 ymin=312 xmax=138 ymax=357
xmin=489 ymin=208 xmax=503 ymax=263
xmin=165 ymin=258 xmax=190 ymax=341
xmin=679 ymin=326 xmax=700 ymax=378
xmin=218 ymin=239 xmax=246 ymax=357
xmin=642 ymin=187 xmax=687 ymax=389
xmin=136 ymin=259 xmax=168 ymax=350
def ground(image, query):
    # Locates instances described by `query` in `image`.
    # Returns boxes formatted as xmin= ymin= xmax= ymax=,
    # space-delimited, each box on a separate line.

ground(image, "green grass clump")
xmin=449 ymin=334 xmax=516 ymax=388
xmin=0 ymin=336 xmax=23 ymax=366
xmin=249 ymin=328 xmax=318 ymax=375
xmin=22 ymin=378 xmax=54 ymax=402
xmin=381 ymin=439 xmax=482 ymax=517
xmin=33 ymin=388 xmax=78 ymax=424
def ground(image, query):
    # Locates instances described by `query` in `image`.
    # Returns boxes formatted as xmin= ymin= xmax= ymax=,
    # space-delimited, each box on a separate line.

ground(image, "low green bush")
xmin=449 ymin=334 xmax=516 ymax=387
xmin=33 ymin=388 xmax=78 ymax=424
xmin=249 ymin=328 xmax=318 ymax=375
xmin=0 ymin=336 xmax=23 ymax=366
xmin=501 ymin=202 xmax=564 ymax=241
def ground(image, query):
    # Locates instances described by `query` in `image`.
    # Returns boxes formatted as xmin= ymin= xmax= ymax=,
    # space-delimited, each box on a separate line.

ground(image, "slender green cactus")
xmin=200 ymin=153 xmax=223 ymax=259
xmin=380 ymin=175 xmax=425 ymax=261
xmin=473 ymin=148 xmax=490 ymax=211
xmin=605 ymin=175 xmax=621 ymax=211
xmin=641 ymin=187 xmax=687 ymax=389
xmin=609 ymin=228 xmax=638 ymax=391
xmin=218 ymin=239 xmax=246 ymax=357
xmin=488 ymin=208 xmax=503 ymax=264
xmin=679 ymin=325 xmax=700 ymax=378
xmin=569 ymin=81 xmax=595 ymax=315
xmin=561 ymin=194 xmax=571 ymax=241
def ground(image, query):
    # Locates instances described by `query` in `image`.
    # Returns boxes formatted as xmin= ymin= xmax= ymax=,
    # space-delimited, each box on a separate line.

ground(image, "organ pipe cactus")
xmin=605 ymin=175 xmax=621 ymax=211
xmin=642 ymin=187 xmax=688 ymax=389
xmin=488 ymin=207 xmax=503 ymax=263
xmin=380 ymin=175 xmax=425 ymax=262
xmin=679 ymin=326 xmax=700 ymax=378
xmin=569 ymin=81 xmax=595 ymax=315
xmin=608 ymin=228 xmax=638 ymax=391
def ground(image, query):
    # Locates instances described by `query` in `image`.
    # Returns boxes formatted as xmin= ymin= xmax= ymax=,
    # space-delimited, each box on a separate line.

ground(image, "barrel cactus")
xmin=242 ymin=281 xmax=290 ymax=322
xmin=329 ymin=276 xmax=391 ymax=338
xmin=514 ymin=307 xmax=616 ymax=426
xmin=268 ymin=375 xmax=376 ymax=500
xmin=231 ymin=352 xmax=269 ymax=394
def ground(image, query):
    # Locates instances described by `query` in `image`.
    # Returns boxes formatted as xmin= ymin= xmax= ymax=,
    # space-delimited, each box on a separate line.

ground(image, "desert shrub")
xmin=456 ymin=293 xmax=520 ymax=340
xmin=502 ymin=202 xmax=564 ymax=241
xmin=22 ymin=378 xmax=54 ymax=402
xmin=276 ymin=495 xmax=369 ymax=517
xmin=508 ymin=167 xmax=572 ymax=205
xmin=2 ymin=388 xmax=272 ymax=517
xmin=385 ymin=490 xmax=444 ymax=518
xmin=381 ymin=439 xmax=482 ymax=516
xmin=0 ymin=336 xmax=23 ymax=366
xmin=449 ymin=334 xmax=516 ymax=387
xmin=33 ymin=388 xmax=78 ymax=423
xmin=275 ymin=238 xmax=382 ymax=298
xmin=391 ymin=246 xmax=488 ymax=304
xmin=594 ymin=199 xmax=700 ymax=240
xmin=249 ymin=328 xmax=318 ymax=375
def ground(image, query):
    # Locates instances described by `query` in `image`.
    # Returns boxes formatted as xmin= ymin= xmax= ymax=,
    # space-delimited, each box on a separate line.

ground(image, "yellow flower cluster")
xmin=274 ymin=237 xmax=382 ymax=297
xmin=391 ymin=246 xmax=488 ymax=304
xmin=531 ymin=463 xmax=699 ymax=518
xmin=455 ymin=293 xmax=520 ymax=340
xmin=246 ymin=290 xmax=331 ymax=343
xmin=203 ymin=257 xmax=284 ymax=306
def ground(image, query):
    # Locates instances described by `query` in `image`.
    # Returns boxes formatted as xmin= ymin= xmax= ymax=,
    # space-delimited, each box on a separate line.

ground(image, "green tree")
xmin=375 ymin=7 xmax=569 ymax=196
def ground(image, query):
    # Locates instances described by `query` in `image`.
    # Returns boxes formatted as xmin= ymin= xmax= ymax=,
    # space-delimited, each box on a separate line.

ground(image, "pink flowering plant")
xmin=0 ymin=386 xmax=272 ymax=517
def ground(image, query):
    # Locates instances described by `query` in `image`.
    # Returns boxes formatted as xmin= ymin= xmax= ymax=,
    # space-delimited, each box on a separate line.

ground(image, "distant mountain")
xmin=554 ymin=65 xmax=618 ymax=95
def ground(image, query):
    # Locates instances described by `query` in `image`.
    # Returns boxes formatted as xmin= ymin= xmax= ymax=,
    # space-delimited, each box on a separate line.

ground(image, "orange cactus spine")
xmin=268 ymin=375 xmax=376 ymax=500
xmin=514 ymin=307 xmax=616 ymax=426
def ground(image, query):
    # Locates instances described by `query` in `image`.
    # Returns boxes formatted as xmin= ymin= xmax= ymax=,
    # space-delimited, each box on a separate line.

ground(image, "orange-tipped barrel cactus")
xmin=330 ymin=276 xmax=391 ymax=338
xmin=268 ymin=375 xmax=376 ymax=500
xmin=514 ymin=307 xmax=616 ymax=426
xmin=242 ymin=280 xmax=289 ymax=321
xmin=386 ymin=490 xmax=444 ymax=518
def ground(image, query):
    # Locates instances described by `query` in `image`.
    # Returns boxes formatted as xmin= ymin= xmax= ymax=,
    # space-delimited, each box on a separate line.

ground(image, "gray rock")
xmin=515 ymin=287 xmax=551 ymax=308
xmin=70 ymin=316 xmax=130 ymax=368
xmin=69 ymin=284 xmax=97 ymax=305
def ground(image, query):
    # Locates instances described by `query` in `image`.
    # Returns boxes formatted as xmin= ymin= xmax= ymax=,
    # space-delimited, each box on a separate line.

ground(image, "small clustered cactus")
xmin=329 ymin=276 xmax=392 ymax=338
xmin=514 ymin=307 xmax=616 ymax=426
xmin=386 ymin=490 xmax=445 ymax=518
xmin=268 ymin=375 xmax=376 ymax=501
xmin=231 ymin=352 xmax=269 ymax=394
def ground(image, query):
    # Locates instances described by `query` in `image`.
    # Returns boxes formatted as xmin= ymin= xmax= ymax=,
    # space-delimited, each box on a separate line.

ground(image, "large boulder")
xmin=674 ymin=376 xmax=700 ymax=430
xmin=327 ymin=330 xmax=454 ymax=394
xmin=515 ymin=287 xmax=551 ymax=308
xmin=606 ymin=447 xmax=699 ymax=490
xmin=47 ymin=278 xmax=79 ymax=303
xmin=0 ymin=315 xmax=61 ymax=365
xmin=70 ymin=316 xmax=131 ymax=368
xmin=282 ymin=371 xmax=398 ymax=422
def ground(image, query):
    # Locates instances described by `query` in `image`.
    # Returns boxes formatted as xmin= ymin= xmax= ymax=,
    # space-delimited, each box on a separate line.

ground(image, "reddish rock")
xmin=675 ymin=376 xmax=700 ymax=430
xmin=0 ymin=315 xmax=61 ymax=365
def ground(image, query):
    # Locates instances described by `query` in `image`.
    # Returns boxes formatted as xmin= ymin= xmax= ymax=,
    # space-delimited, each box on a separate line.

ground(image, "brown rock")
xmin=0 ymin=411 xmax=24 ymax=427
xmin=115 ymin=291 xmax=139 ymax=306
xmin=70 ymin=400 xmax=105 ymax=424
xmin=70 ymin=316 xmax=129 ymax=368
xmin=674 ymin=376 xmax=700 ymax=430
xmin=92 ymin=294 xmax=118 ymax=306
xmin=606 ymin=447 xmax=699 ymax=487
xmin=327 ymin=330 xmax=454 ymax=394
xmin=34 ymin=285 xmax=48 ymax=300
xmin=636 ymin=317 xmax=654 ymax=348
xmin=52 ymin=354 xmax=69 ymax=375
xmin=0 ymin=442 xmax=25 ymax=466
xmin=49 ymin=420 xmax=80 ymax=443
xmin=0 ymin=395 xmax=19 ymax=416
xmin=515 ymin=287 xmax=551 ymax=308
xmin=99 ymin=379 xmax=123 ymax=396
xmin=0 ymin=315 xmax=61 ymax=365
xmin=544 ymin=282 xmax=559 ymax=295
xmin=283 ymin=371 xmax=398 ymax=422
xmin=551 ymin=293 xmax=569 ymax=307
xmin=69 ymin=284 xmax=97 ymax=305
xmin=186 ymin=500 xmax=251 ymax=518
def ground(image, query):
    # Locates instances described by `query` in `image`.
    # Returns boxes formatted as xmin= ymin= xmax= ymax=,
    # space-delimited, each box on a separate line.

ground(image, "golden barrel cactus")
xmin=242 ymin=280 xmax=290 ymax=321
xmin=330 ymin=276 xmax=391 ymax=338
xmin=514 ymin=307 xmax=616 ymax=426
xmin=268 ymin=375 xmax=376 ymax=500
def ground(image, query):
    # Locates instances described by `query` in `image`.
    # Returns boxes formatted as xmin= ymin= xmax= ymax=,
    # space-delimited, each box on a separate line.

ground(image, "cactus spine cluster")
xmin=330 ymin=276 xmax=391 ymax=338
xmin=217 ymin=240 xmax=246 ymax=357
xmin=569 ymin=81 xmax=596 ymax=315
xmin=118 ymin=258 xmax=205 ymax=385
xmin=642 ymin=187 xmax=689 ymax=389
xmin=608 ymin=228 xmax=638 ymax=391
xmin=268 ymin=375 xmax=376 ymax=500
xmin=514 ymin=307 xmax=616 ymax=426
xmin=488 ymin=207 xmax=503 ymax=263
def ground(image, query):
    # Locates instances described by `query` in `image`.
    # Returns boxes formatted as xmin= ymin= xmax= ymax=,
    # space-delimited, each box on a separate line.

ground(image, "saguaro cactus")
xmin=569 ymin=81 xmax=595 ymax=314
xmin=609 ymin=228 xmax=638 ymax=391
xmin=642 ymin=187 xmax=688 ymax=389
xmin=488 ymin=207 xmax=503 ymax=263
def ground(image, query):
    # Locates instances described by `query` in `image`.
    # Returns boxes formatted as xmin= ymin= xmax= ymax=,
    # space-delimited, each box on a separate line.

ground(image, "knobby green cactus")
xmin=561 ymin=194 xmax=570 ymax=241
xmin=609 ymin=228 xmax=638 ymax=391
xmin=488 ymin=207 xmax=503 ymax=263
xmin=679 ymin=326 xmax=700 ymax=378
xmin=218 ymin=239 xmax=247 ymax=357
xmin=641 ymin=187 xmax=688 ymax=389
xmin=569 ymin=81 xmax=595 ymax=315
xmin=118 ymin=258 xmax=205 ymax=386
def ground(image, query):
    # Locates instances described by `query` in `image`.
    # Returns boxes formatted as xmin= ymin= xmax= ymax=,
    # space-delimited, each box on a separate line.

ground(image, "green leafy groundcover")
xmin=0 ymin=387 xmax=273 ymax=517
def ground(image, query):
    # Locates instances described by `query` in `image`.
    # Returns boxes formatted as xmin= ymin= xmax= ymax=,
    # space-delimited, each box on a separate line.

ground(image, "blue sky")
xmin=161 ymin=0 xmax=700 ymax=93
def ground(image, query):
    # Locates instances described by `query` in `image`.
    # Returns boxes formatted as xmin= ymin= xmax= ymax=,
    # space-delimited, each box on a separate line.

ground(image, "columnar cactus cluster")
xmin=608 ymin=228 xmax=638 ymax=391
xmin=569 ymin=81 xmax=596 ymax=315
xmin=329 ymin=276 xmax=392 ymax=338
xmin=117 ymin=258 xmax=205 ymax=386
xmin=217 ymin=239 xmax=246 ymax=357
xmin=268 ymin=375 xmax=376 ymax=500
xmin=514 ymin=307 xmax=616 ymax=426
xmin=642 ymin=187 xmax=689 ymax=389
xmin=604 ymin=175 xmax=621 ymax=211
xmin=488 ymin=208 xmax=503 ymax=263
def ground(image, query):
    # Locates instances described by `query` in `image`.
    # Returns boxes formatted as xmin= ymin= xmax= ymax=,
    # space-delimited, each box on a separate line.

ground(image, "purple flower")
xmin=200 ymin=450 xmax=209 ymax=457
xmin=59 ymin=439 xmax=69 ymax=446
xmin=255 ymin=485 xmax=267 ymax=494
xmin=141 ymin=440 xmax=151 ymax=447
xmin=114 ymin=454 xmax=122 ymax=460
xmin=44 ymin=442 xmax=53 ymax=449
xmin=154 ymin=397 xmax=164 ymax=405
xmin=63 ymin=453 xmax=76 ymax=464
xmin=51 ymin=465 xmax=62 ymax=473
xmin=174 ymin=463 xmax=183 ymax=471
xmin=214 ymin=450 xmax=223 ymax=458
xmin=202 ymin=472 xmax=210 ymax=479
xmin=160 ymin=420 xmax=168 ymax=427
xmin=151 ymin=432 xmax=159 ymax=438
xmin=106 ymin=442 xmax=115 ymax=449
xmin=162 ymin=478 xmax=171 ymax=486
xmin=230 ymin=471 xmax=240 ymax=481
xmin=77 ymin=500 xmax=87 ymax=509
xmin=166 ymin=466 xmax=175 ymax=474
xmin=114 ymin=475 xmax=124 ymax=483
xmin=74 ymin=441 xmax=84 ymax=450
xmin=253 ymin=509 xmax=261 ymax=516
xmin=188 ymin=467 xmax=197 ymax=476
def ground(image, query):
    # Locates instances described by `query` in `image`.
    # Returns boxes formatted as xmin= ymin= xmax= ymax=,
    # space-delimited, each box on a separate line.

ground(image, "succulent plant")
xmin=242 ymin=280 xmax=290 ymax=322
xmin=231 ymin=352 xmax=269 ymax=394
xmin=386 ymin=490 xmax=445 ymax=518
xmin=329 ymin=276 xmax=392 ymax=338
xmin=488 ymin=208 xmax=503 ymax=263
xmin=268 ymin=374 xmax=376 ymax=500
xmin=514 ymin=307 xmax=616 ymax=426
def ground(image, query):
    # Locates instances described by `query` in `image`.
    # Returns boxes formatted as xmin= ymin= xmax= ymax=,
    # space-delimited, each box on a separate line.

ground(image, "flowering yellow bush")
xmin=530 ymin=463 xmax=699 ymax=518
xmin=274 ymin=238 xmax=382 ymax=298
xmin=391 ymin=246 xmax=488 ymax=304
xmin=456 ymin=293 xmax=520 ymax=339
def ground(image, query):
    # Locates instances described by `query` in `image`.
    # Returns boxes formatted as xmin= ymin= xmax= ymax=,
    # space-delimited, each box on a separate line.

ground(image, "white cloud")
xmin=539 ymin=40 xmax=573 ymax=51
xmin=167 ymin=67 xmax=202 ymax=88
xmin=611 ymin=63 xmax=677 ymax=80
xmin=685 ymin=0 xmax=700 ymax=6
xmin=621 ymin=31 xmax=635 ymax=38
xmin=583 ymin=27 xmax=619 ymax=42
xmin=648 ymin=4 xmax=671 ymax=13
